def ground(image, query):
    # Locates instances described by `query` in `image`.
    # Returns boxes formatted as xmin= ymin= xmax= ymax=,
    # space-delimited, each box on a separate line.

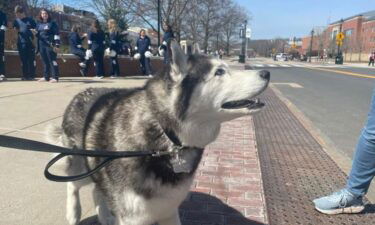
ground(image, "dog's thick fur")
xmin=48 ymin=41 xmax=269 ymax=225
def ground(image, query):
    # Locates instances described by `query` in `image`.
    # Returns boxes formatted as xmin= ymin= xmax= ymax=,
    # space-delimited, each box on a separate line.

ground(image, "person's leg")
xmin=145 ymin=57 xmax=152 ymax=75
xmin=140 ymin=55 xmax=146 ymax=75
xmin=47 ymin=47 xmax=59 ymax=81
xmin=74 ymin=49 xmax=87 ymax=76
xmin=18 ymin=43 xmax=28 ymax=80
xmin=346 ymin=87 xmax=375 ymax=196
xmin=98 ymin=50 xmax=105 ymax=77
xmin=28 ymin=45 xmax=36 ymax=80
xmin=0 ymin=33 xmax=5 ymax=77
xmin=40 ymin=46 xmax=51 ymax=81
xmin=110 ymin=55 xmax=119 ymax=77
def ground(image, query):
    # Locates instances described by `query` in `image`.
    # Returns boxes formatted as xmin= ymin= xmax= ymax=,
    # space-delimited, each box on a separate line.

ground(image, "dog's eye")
xmin=215 ymin=68 xmax=226 ymax=76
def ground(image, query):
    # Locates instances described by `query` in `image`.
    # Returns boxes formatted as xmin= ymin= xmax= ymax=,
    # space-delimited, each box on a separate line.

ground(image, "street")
xmin=247 ymin=58 xmax=375 ymax=160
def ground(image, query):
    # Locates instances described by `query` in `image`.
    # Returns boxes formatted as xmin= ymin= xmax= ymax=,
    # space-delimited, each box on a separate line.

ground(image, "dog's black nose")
xmin=259 ymin=70 xmax=270 ymax=80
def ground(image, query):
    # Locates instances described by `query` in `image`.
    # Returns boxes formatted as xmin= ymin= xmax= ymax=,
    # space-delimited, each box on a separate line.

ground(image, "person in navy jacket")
xmin=160 ymin=23 xmax=174 ymax=64
xmin=107 ymin=19 xmax=121 ymax=78
xmin=135 ymin=29 xmax=152 ymax=76
xmin=13 ymin=5 xmax=36 ymax=81
xmin=87 ymin=20 xmax=106 ymax=79
xmin=69 ymin=25 xmax=89 ymax=76
xmin=0 ymin=9 xmax=7 ymax=81
xmin=36 ymin=9 xmax=60 ymax=83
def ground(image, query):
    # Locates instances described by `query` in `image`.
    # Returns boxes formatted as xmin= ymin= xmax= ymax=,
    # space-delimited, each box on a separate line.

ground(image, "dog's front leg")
xmin=157 ymin=210 xmax=181 ymax=225
xmin=66 ymin=182 xmax=82 ymax=225
xmin=93 ymin=185 xmax=115 ymax=225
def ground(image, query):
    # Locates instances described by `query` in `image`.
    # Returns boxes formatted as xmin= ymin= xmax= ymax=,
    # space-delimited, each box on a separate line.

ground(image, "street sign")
xmin=336 ymin=32 xmax=345 ymax=41
xmin=246 ymin=28 xmax=251 ymax=38
xmin=336 ymin=40 xmax=343 ymax=46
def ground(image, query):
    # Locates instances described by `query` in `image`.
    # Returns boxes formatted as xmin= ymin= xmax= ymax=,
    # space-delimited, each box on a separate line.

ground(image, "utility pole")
xmin=309 ymin=29 xmax=314 ymax=63
xmin=337 ymin=19 xmax=344 ymax=59
xmin=157 ymin=0 xmax=161 ymax=46
xmin=239 ymin=20 xmax=247 ymax=63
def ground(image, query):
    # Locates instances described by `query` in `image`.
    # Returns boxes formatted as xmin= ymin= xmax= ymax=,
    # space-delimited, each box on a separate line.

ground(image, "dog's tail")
xmin=45 ymin=124 xmax=72 ymax=169
xmin=45 ymin=124 xmax=63 ymax=146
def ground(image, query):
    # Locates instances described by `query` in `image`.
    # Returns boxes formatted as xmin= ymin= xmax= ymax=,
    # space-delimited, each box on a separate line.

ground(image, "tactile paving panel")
xmin=253 ymin=88 xmax=375 ymax=225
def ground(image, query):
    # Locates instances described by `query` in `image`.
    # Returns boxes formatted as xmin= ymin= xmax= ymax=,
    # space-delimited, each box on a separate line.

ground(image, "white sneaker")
xmin=0 ymin=74 xmax=6 ymax=81
xmin=95 ymin=76 xmax=104 ymax=79
xmin=148 ymin=74 xmax=153 ymax=78
xmin=110 ymin=75 xmax=118 ymax=79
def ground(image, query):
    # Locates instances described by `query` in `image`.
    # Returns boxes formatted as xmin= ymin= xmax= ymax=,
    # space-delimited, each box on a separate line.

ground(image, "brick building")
xmin=301 ymin=10 xmax=375 ymax=62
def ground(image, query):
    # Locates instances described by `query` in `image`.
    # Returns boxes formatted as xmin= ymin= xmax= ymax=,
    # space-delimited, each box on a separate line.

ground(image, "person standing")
xmin=107 ymin=19 xmax=120 ymax=78
xmin=135 ymin=29 xmax=152 ymax=77
xmin=159 ymin=23 xmax=174 ymax=64
xmin=69 ymin=25 xmax=89 ymax=76
xmin=87 ymin=20 xmax=106 ymax=79
xmin=36 ymin=9 xmax=60 ymax=83
xmin=0 ymin=9 xmax=7 ymax=81
xmin=13 ymin=5 xmax=37 ymax=81
xmin=368 ymin=52 xmax=375 ymax=67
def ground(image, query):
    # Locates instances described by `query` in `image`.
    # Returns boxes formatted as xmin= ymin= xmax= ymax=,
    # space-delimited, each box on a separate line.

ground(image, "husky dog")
xmin=48 ymin=41 xmax=270 ymax=225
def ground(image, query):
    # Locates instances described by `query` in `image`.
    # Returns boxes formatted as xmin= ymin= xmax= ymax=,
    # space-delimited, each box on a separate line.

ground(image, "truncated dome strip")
xmin=253 ymin=88 xmax=375 ymax=225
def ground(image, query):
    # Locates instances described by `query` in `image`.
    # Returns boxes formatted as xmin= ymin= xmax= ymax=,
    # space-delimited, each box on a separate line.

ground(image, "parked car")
xmin=275 ymin=53 xmax=288 ymax=61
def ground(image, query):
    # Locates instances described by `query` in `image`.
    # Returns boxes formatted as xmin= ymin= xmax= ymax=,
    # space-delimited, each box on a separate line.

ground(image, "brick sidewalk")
xmin=180 ymin=116 xmax=267 ymax=225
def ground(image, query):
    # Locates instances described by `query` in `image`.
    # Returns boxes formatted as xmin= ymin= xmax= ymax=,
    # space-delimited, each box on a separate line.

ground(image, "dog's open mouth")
xmin=222 ymin=98 xmax=265 ymax=110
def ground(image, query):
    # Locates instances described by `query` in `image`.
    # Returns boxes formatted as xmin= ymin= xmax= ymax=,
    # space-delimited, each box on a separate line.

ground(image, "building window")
xmin=332 ymin=30 xmax=338 ymax=39
xmin=344 ymin=29 xmax=353 ymax=36
xmin=62 ymin=21 xmax=71 ymax=31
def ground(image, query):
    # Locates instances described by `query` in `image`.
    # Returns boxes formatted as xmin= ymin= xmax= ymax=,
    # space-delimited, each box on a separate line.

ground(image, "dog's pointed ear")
xmin=169 ymin=40 xmax=187 ymax=81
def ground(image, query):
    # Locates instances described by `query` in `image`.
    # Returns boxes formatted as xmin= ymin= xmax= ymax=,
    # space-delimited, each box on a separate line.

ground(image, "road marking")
xmin=268 ymin=64 xmax=277 ymax=67
xmin=280 ymin=64 xmax=291 ymax=67
xmin=306 ymin=67 xmax=375 ymax=79
xmin=272 ymin=82 xmax=304 ymax=88
xmin=254 ymin=64 xmax=264 ymax=67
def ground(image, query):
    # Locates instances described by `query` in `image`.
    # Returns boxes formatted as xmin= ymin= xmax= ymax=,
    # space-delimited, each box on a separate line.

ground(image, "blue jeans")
xmin=347 ymin=87 xmax=375 ymax=196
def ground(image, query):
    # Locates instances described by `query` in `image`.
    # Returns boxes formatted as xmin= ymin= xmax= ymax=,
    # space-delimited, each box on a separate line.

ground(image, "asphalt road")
xmin=254 ymin=61 xmax=375 ymax=160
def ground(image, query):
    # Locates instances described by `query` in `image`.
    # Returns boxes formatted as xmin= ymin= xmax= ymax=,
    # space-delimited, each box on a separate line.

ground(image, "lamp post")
xmin=337 ymin=18 xmax=344 ymax=58
xmin=239 ymin=20 xmax=247 ymax=63
xmin=308 ymin=29 xmax=314 ymax=63
xmin=157 ymin=0 xmax=161 ymax=46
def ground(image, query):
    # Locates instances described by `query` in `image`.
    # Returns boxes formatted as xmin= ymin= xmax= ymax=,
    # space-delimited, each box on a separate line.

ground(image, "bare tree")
xmin=221 ymin=2 xmax=249 ymax=55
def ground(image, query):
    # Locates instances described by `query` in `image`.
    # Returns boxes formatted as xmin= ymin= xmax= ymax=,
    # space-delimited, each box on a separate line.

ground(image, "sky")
xmin=236 ymin=0 xmax=375 ymax=39
xmin=52 ymin=0 xmax=374 ymax=40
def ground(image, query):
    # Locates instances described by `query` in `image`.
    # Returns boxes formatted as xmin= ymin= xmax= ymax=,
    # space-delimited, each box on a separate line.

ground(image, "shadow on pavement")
xmin=79 ymin=192 xmax=265 ymax=225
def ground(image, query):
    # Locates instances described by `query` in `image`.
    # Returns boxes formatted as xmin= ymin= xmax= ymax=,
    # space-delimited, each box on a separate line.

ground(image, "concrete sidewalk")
xmin=0 ymin=76 xmax=267 ymax=225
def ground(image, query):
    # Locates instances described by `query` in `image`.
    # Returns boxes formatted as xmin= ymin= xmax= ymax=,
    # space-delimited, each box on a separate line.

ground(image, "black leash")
xmin=0 ymin=135 xmax=174 ymax=182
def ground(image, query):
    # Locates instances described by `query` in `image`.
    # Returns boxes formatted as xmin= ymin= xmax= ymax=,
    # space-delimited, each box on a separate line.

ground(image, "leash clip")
xmin=152 ymin=145 xmax=183 ymax=157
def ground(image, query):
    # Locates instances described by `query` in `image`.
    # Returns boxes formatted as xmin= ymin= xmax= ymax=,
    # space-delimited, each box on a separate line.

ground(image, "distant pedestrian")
xmin=107 ymin=19 xmax=121 ymax=78
xmin=87 ymin=20 xmax=106 ymax=79
xmin=0 ymin=9 xmax=7 ymax=81
xmin=219 ymin=49 xmax=224 ymax=59
xmin=36 ymin=9 xmax=60 ymax=83
xmin=13 ymin=5 xmax=37 ymax=81
xmin=135 ymin=29 xmax=152 ymax=77
xmin=69 ymin=25 xmax=89 ymax=76
xmin=368 ymin=52 xmax=375 ymax=67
